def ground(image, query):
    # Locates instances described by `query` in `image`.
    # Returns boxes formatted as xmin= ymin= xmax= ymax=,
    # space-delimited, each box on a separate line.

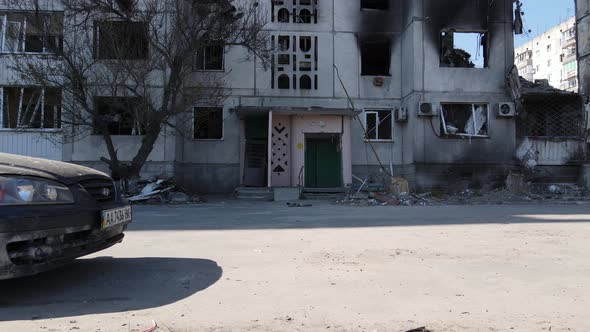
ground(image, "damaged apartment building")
xmin=2 ymin=0 xmax=581 ymax=195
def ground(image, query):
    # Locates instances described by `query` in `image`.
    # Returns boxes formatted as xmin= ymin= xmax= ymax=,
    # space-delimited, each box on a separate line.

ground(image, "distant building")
xmin=515 ymin=17 xmax=578 ymax=92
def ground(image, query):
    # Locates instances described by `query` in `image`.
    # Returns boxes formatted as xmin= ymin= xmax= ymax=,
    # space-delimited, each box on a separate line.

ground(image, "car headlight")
xmin=0 ymin=176 xmax=74 ymax=206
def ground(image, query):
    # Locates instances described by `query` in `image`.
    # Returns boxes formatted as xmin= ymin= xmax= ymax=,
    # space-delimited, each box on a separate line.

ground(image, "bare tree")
xmin=6 ymin=0 xmax=269 ymax=180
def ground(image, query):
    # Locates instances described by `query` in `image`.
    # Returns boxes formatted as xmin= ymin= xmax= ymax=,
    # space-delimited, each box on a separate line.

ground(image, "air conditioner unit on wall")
xmin=418 ymin=102 xmax=437 ymax=117
xmin=395 ymin=107 xmax=408 ymax=122
xmin=497 ymin=102 xmax=516 ymax=117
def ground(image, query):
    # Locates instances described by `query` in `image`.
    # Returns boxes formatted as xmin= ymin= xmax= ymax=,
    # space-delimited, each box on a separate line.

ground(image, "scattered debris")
xmin=141 ymin=320 xmax=158 ymax=332
xmin=126 ymin=176 xmax=205 ymax=205
xmin=287 ymin=202 xmax=313 ymax=208
xmin=406 ymin=327 xmax=432 ymax=332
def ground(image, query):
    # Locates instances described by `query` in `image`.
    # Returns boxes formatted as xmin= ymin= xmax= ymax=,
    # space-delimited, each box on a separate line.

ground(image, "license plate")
xmin=101 ymin=206 xmax=132 ymax=229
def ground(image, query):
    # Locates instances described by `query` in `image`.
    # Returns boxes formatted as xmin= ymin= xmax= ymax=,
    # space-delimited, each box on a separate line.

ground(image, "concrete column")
xmin=267 ymin=111 xmax=273 ymax=188
xmin=342 ymin=116 xmax=353 ymax=186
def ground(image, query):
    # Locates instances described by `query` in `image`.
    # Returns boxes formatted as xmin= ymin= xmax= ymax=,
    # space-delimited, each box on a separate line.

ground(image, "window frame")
xmin=193 ymin=44 xmax=225 ymax=72
xmin=193 ymin=106 xmax=224 ymax=141
xmin=0 ymin=12 xmax=64 ymax=55
xmin=364 ymin=109 xmax=393 ymax=142
xmin=0 ymin=86 xmax=62 ymax=131
xmin=440 ymin=103 xmax=490 ymax=139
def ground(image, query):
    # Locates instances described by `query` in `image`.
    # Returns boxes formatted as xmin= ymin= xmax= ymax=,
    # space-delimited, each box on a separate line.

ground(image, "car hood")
xmin=0 ymin=153 xmax=111 ymax=185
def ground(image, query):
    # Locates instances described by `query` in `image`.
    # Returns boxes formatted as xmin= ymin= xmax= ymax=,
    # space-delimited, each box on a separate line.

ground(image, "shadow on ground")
xmin=129 ymin=201 xmax=590 ymax=231
xmin=0 ymin=257 xmax=222 ymax=321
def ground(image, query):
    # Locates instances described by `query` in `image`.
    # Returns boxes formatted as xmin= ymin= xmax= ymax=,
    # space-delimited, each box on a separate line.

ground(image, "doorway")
xmin=304 ymin=134 xmax=342 ymax=188
xmin=243 ymin=115 xmax=268 ymax=187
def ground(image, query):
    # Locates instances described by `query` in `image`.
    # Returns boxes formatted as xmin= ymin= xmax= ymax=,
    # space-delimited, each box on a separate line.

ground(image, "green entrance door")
xmin=305 ymin=135 xmax=342 ymax=188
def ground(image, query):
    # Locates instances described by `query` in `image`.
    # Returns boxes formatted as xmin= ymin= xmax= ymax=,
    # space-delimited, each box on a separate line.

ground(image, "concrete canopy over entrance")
xmin=235 ymin=107 xmax=357 ymax=189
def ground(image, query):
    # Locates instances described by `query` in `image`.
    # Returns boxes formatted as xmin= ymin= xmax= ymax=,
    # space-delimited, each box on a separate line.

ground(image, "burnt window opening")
xmin=440 ymin=103 xmax=489 ymax=138
xmin=361 ymin=0 xmax=389 ymax=10
xmin=94 ymin=97 xmax=146 ymax=135
xmin=1 ymin=87 xmax=62 ymax=129
xmin=361 ymin=38 xmax=391 ymax=76
xmin=365 ymin=110 xmax=392 ymax=140
xmin=0 ymin=12 xmax=64 ymax=54
xmin=94 ymin=21 xmax=149 ymax=60
xmin=300 ymin=75 xmax=312 ymax=89
xmin=278 ymin=74 xmax=290 ymax=89
xmin=194 ymin=44 xmax=224 ymax=71
xmin=300 ymin=36 xmax=312 ymax=52
xmin=277 ymin=8 xmax=290 ymax=23
xmin=440 ymin=31 xmax=488 ymax=69
xmin=194 ymin=107 xmax=223 ymax=140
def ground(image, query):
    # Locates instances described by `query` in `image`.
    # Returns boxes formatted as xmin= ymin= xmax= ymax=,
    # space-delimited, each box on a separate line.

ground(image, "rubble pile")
xmin=126 ymin=177 xmax=206 ymax=204
xmin=338 ymin=179 xmax=589 ymax=207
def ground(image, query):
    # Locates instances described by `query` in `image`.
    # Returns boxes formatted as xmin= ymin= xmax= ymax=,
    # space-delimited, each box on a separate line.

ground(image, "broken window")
xmin=94 ymin=97 xmax=146 ymax=135
xmin=440 ymin=104 xmax=489 ymax=138
xmin=278 ymin=74 xmax=290 ymax=89
xmin=300 ymin=75 xmax=312 ymax=89
xmin=361 ymin=0 xmax=389 ymax=10
xmin=0 ymin=12 xmax=64 ymax=54
xmin=440 ymin=30 xmax=488 ymax=68
xmin=194 ymin=43 xmax=224 ymax=71
xmin=194 ymin=107 xmax=223 ymax=140
xmin=94 ymin=21 xmax=149 ymax=60
xmin=361 ymin=38 xmax=391 ymax=76
xmin=365 ymin=110 xmax=392 ymax=140
xmin=0 ymin=87 xmax=61 ymax=129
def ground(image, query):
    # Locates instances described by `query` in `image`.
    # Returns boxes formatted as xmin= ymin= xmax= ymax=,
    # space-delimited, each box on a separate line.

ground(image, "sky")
xmin=515 ymin=0 xmax=576 ymax=47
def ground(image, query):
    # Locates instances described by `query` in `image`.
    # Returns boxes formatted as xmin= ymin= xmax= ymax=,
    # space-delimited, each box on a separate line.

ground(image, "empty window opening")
xmin=440 ymin=103 xmax=489 ymax=138
xmin=300 ymin=75 xmax=312 ymax=89
xmin=95 ymin=21 xmax=149 ymax=60
xmin=1 ymin=87 xmax=61 ymax=129
xmin=194 ymin=107 xmax=223 ymax=140
xmin=365 ymin=110 xmax=392 ymax=140
xmin=300 ymin=36 xmax=311 ymax=52
xmin=278 ymin=35 xmax=290 ymax=51
xmin=361 ymin=0 xmax=389 ymax=10
xmin=299 ymin=0 xmax=312 ymax=5
xmin=440 ymin=31 xmax=488 ymax=68
xmin=297 ymin=9 xmax=312 ymax=23
xmin=361 ymin=39 xmax=391 ymax=76
xmin=278 ymin=74 xmax=290 ymax=89
xmin=194 ymin=43 xmax=224 ymax=71
xmin=0 ymin=12 xmax=64 ymax=54
xmin=94 ymin=97 xmax=146 ymax=135
xmin=277 ymin=8 xmax=290 ymax=23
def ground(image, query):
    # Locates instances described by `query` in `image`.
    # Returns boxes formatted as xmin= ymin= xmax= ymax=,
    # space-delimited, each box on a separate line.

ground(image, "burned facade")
xmin=1 ymin=0 xmax=549 ymax=194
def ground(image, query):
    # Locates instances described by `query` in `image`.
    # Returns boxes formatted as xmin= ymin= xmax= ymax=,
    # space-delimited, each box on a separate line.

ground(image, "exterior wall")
xmin=1 ymin=0 xmax=523 ymax=193
xmin=515 ymin=17 xmax=578 ymax=92
xmin=0 ymin=131 xmax=62 ymax=160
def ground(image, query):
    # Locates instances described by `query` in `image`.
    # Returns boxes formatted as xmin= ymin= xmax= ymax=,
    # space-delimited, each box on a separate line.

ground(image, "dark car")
xmin=0 ymin=153 xmax=132 ymax=280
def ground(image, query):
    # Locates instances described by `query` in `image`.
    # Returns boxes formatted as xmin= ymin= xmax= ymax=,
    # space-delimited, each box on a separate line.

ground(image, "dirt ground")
xmin=1 ymin=201 xmax=590 ymax=331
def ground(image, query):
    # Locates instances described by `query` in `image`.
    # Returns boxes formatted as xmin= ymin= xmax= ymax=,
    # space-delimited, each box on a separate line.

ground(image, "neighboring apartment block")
xmin=515 ymin=17 xmax=578 ymax=92
xmin=0 ymin=1 xmax=535 ymax=193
